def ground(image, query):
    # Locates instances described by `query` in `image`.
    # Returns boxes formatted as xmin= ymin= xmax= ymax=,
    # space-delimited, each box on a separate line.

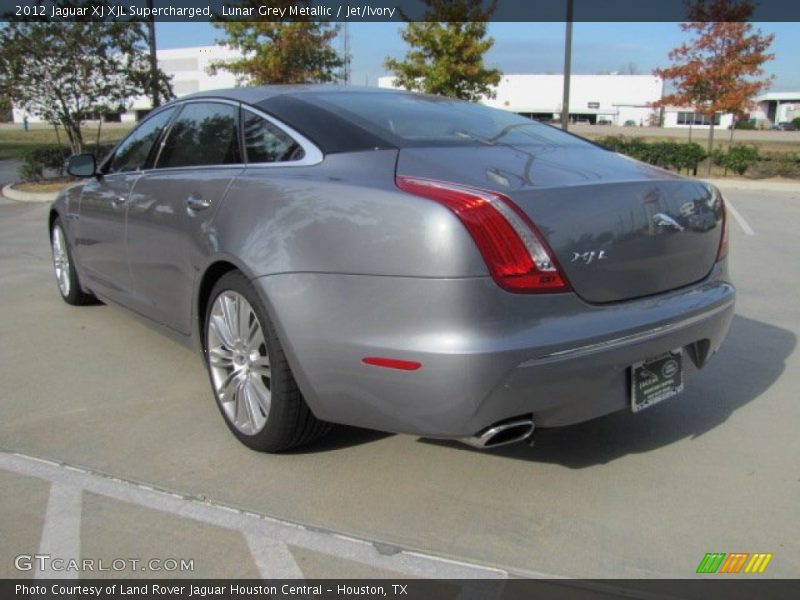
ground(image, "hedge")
xmin=18 ymin=146 xmax=71 ymax=182
xmin=597 ymin=136 xmax=707 ymax=175
xmin=712 ymin=145 xmax=760 ymax=176
xmin=17 ymin=142 xmax=117 ymax=182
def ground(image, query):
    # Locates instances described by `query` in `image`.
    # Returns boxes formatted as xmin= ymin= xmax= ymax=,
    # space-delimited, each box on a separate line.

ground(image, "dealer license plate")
xmin=630 ymin=350 xmax=684 ymax=413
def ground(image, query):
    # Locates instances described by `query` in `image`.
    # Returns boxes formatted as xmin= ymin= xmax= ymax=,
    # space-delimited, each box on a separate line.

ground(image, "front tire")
xmin=51 ymin=218 xmax=96 ymax=306
xmin=204 ymin=271 xmax=330 ymax=452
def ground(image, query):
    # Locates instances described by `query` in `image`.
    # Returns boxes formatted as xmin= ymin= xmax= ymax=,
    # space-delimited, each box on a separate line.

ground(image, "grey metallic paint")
xmin=396 ymin=146 xmax=723 ymax=303
xmin=253 ymin=269 xmax=733 ymax=435
xmin=50 ymin=87 xmax=735 ymax=441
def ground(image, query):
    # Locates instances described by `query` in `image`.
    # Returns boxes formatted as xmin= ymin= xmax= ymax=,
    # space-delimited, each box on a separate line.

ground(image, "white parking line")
xmin=724 ymin=198 xmax=755 ymax=235
xmin=35 ymin=482 xmax=82 ymax=579
xmin=1 ymin=451 xmax=533 ymax=580
xmin=244 ymin=533 xmax=304 ymax=578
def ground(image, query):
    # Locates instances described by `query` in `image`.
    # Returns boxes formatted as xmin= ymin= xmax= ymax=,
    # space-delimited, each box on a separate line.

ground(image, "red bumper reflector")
xmin=362 ymin=357 xmax=422 ymax=371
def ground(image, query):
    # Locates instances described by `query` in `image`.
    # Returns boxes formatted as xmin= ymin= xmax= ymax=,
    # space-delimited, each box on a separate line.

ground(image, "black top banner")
xmin=4 ymin=0 xmax=800 ymax=23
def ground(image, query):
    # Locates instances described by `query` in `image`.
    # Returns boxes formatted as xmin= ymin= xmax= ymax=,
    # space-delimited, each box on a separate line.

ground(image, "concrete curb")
xmin=699 ymin=178 xmax=800 ymax=193
xmin=1 ymin=182 xmax=79 ymax=203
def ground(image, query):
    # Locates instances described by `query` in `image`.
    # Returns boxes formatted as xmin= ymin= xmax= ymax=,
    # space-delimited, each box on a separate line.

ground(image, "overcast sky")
xmin=156 ymin=21 xmax=800 ymax=92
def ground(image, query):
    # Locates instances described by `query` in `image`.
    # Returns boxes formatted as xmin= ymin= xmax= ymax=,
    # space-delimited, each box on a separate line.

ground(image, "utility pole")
xmin=343 ymin=22 xmax=351 ymax=85
xmin=561 ymin=0 xmax=574 ymax=131
xmin=147 ymin=0 xmax=159 ymax=109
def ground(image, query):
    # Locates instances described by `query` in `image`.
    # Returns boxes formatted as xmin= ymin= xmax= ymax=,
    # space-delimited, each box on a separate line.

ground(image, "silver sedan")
xmin=50 ymin=86 xmax=735 ymax=452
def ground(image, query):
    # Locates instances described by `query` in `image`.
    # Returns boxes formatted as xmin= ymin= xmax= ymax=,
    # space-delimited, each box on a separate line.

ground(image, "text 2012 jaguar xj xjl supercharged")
xmin=50 ymin=86 xmax=735 ymax=452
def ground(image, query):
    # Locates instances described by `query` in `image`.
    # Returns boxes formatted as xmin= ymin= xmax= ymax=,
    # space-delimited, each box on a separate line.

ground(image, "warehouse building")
xmin=124 ymin=45 xmax=241 ymax=120
xmin=750 ymin=92 xmax=800 ymax=127
xmin=661 ymin=107 xmax=735 ymax=129
xmin=379 ymin=73 xmax=664 ymax=126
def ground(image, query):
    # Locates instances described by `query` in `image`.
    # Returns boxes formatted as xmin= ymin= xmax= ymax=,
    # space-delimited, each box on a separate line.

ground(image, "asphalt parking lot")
xmin=0 ymin=160 xmax=20 ymax=190
xmin=0 ymin=185 xmax=798 ymax=580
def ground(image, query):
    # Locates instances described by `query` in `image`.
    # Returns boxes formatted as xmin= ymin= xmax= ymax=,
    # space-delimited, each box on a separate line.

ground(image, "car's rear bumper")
xmin=254 ymin=264 xmax=735 ymax=438
xmin=476 ymin=294 xmax=733 ymax=429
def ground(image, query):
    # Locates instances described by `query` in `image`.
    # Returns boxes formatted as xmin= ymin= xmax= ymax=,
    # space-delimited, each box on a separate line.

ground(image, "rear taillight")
xmin=396 ymin=176 xmax=569 ymax=293
xmin=716 ymin=191 xmax=729 ymax=261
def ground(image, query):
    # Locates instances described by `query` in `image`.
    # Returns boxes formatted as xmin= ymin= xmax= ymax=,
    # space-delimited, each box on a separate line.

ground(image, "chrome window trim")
xmin=136 ymin=164 xmax=247 ymax=176
xmin=240 ymin=105 xmax=324 ymax=167
xmin=144 ymin=98 xmax=323 ymax=172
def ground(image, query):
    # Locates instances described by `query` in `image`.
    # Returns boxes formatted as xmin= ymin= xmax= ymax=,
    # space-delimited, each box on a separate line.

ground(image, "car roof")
xmin=160 ymin=85 xmax=425 ymax=155
xmin=173 ymin=84 xmax=405 ymax=105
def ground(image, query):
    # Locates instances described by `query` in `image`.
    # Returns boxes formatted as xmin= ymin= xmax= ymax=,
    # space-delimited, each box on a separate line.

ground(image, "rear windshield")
xmin=307 ymin=92 xmax=592 ymax=148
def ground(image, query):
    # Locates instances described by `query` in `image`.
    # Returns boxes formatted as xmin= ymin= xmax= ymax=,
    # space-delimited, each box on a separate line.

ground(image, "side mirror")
xmin=67 ymin=153 xmax=97 ymax=178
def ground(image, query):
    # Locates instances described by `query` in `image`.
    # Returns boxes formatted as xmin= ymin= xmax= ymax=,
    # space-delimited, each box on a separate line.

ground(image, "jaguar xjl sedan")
xmin=50 ymin=86 xmax=735 ymax=451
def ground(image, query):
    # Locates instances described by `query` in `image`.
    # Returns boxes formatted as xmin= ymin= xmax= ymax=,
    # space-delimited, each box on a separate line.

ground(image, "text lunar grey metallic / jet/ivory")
xmin=50 ymin=85 xmax=734 ymax=452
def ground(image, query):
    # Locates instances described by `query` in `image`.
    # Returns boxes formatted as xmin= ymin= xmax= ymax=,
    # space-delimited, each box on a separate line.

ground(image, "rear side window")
xmin=243 ymin=111 xmax=304 ymax=163
xmin=107 ymin=108 xmax=174 ymax=173
xmin=158 ymin=102 xmax=241 ymax=168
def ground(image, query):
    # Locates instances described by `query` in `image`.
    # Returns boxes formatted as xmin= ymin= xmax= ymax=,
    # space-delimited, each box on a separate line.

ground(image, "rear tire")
xmin=204 ymin=271 xmax=330 ymax=452
xmin=51 ymin=218 xmax=97 ymax=306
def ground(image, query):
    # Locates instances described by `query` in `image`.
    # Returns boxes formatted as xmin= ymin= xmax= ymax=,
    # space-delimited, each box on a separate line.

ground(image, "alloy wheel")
xmin=206 ymin=291 xmax=272 ymax=435
xmin=51 ymin=225 xmax=71 ymax=297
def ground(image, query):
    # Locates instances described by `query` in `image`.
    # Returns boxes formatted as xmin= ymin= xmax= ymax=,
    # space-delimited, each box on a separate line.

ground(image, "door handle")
xmin=185 ymin=196 xmax=211 ymax=212
xmin=111 ymin=195 xmax=127 ymax=206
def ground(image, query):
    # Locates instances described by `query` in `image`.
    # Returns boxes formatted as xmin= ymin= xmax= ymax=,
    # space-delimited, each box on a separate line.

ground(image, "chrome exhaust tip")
xmin=458 ymin=418 xmax=535 ymax=449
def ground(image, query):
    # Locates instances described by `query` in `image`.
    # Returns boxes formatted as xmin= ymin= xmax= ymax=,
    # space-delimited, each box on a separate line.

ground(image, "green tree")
xmin=0 ymin=15 xmax=173 ymax=153
xmin=210 ymin=3 xmax=343 ymax=85
xmin=384 ymin=0 xmax=501 ymax=101
xmin=0 ymin=95 xmax=12 ymax=122
xmin=653 ymin=0 xmax=774 ymax=174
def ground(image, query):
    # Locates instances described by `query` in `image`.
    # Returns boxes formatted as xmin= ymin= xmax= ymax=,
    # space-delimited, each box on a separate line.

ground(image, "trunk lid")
xmin=396 ymin=145 xmax=723 ymax=303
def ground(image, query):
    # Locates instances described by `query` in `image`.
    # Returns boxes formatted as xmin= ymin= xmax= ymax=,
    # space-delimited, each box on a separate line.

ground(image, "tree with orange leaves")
xmin=653 ymin=0 xmax=774 ymax=174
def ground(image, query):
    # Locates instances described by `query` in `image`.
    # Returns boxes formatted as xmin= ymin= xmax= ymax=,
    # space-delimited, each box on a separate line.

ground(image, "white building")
xmin=379 ymin=73 xmax=664 ymax=126
xmin=750 ymin=92 xmax=800 ymax=127
xmin=659 ymin=93 xmax=800 ymax=129
xmin=123 ymin=45 xmax=241 ymax=121
xmin=661 ymin=107 xmax=735 ymax=130
xmin=486 ymin=73 xmax=663 ymax=126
